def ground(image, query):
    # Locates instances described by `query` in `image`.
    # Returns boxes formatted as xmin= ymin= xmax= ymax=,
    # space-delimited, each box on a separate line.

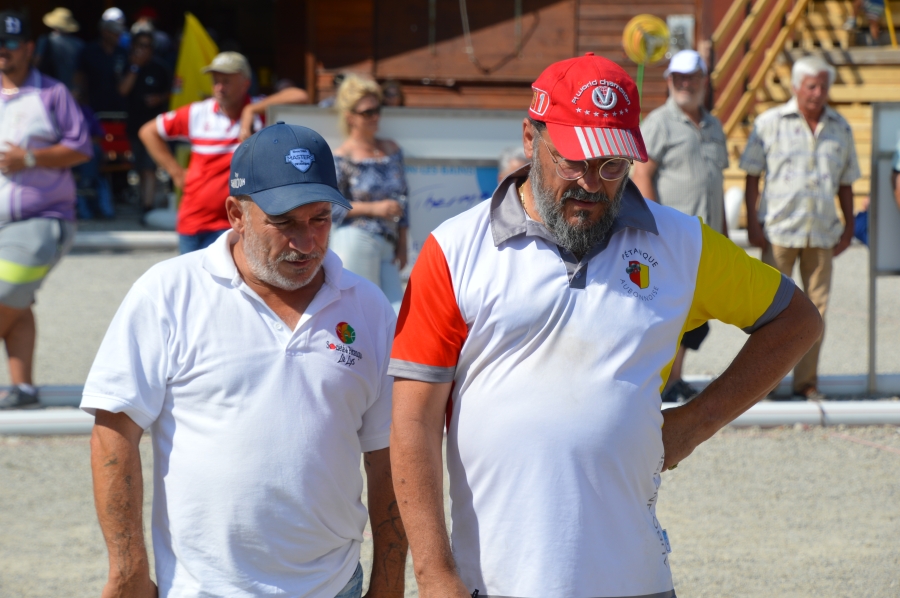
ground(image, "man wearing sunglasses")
xmin=389 ymin=53 xmax=823 ymax=597
xmin=0 ymin=11 xmax=91 ymax=410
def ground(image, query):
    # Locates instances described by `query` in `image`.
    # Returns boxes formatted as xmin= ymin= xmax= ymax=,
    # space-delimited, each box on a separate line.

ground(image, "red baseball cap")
xmin=529 ymin=52 xmax=648 ymax=163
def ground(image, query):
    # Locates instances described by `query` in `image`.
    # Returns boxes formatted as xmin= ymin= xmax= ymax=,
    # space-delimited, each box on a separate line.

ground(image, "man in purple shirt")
xmin=0 ymin=11 xmax=91 ymax=409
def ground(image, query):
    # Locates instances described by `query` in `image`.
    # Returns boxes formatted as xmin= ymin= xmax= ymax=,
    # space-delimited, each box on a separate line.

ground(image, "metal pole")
xmin=868 ymin=104 xmax=880 ymax=395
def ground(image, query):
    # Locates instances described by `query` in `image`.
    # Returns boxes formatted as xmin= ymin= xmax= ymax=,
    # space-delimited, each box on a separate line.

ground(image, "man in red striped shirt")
xmin=139 ymin=52 xmax=308 ymax=253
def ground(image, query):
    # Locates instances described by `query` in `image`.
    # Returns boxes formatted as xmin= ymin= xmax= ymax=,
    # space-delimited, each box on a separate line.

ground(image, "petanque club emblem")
xmin=285 ymin=148 xmax=316 ymax=173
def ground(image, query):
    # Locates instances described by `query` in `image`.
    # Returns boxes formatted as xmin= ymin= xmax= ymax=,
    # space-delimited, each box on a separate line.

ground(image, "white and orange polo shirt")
xmin=156 ymin=96 xmax=263 ymax=235
xmin=389 ymin=167 xmax=793 ymax=598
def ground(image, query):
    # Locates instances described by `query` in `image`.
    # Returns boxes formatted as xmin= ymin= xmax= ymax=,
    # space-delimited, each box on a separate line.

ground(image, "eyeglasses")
xmin=0 ymin=39 xmax=22 ymax=50
xmin=534 ymin=129 xmax=632 ymax=181
xmin=353 ymin=106 xmax=381 ymax=118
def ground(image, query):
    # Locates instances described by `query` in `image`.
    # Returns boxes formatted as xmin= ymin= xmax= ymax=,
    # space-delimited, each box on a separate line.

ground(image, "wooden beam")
xmin=711 ymin=0 xmax=749 ymax=45
xmin=712 ymin=0 xmax=778 ymax=86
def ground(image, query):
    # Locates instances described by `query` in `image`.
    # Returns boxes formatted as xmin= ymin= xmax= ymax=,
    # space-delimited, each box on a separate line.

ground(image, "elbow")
xmin=138 ymin=120 xmax=156 ymax=144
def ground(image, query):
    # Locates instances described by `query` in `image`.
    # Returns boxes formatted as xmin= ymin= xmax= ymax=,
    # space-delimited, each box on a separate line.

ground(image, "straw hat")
xmin=43 ymin=7 xmax=79 ymax=33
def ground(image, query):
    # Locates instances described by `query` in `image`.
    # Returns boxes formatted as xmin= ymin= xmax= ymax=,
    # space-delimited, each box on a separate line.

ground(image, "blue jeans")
xmin=179 ymin=229 xmax=229 ymax=254
xmin=334 ymin=562 xmax=363 ymax=598
xmin=74 ymin=143 xmax=115 ymax=219
xmin=330 ymin=226 xmax=403 ymax=313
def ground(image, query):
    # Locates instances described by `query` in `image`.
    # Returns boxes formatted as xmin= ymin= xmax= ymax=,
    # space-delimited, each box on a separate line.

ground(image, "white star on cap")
xmin=623 ymin=108 xmax=629 ymax=114
xmin=593 ymin=111 xmax=600 ymax=117
xmin=576 ymin=107 xmax=582 ymax=113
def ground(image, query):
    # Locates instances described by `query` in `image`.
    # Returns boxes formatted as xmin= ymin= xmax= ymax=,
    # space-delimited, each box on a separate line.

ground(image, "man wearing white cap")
xmin=632 ymin=49 xmax=729 ymax=403
xmin=139 ymin=51 xmax=309 ymax=252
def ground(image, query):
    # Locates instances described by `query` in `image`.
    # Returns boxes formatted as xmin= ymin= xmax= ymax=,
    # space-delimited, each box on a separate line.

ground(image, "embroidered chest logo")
xmin=328 ymin=322 xmax=362 ymax=366
xmin=285 ymin=148 xmax=315 ymax=173
xmin=620 ymin=248 xmax=660 ymax=301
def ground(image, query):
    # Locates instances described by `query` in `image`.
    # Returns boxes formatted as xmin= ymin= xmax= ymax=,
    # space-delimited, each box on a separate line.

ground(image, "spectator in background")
xmin=632 ymin=49 xmax=729 ymax=403
xmin=72 ymin=86 xmax=115 ymax=220
xmin=132 ymin=7 xmax=174 ymax=68
xmin=76 ymin=9 xmax=128 ymax=113
xmin=331 ymin=75 xmax=408 ymax=313
xmin=139 ymin=52 xmax=309 ymax=253
xmin=497 ymin=146 xmax=528 ymax=182
xmin=382 ymin=80 xmax=404 ymax=107
xmin=0 ymin=11 xmax=91 ymax=409
xmin=103 ymin=7 xmax=130 ymax=52
xmin=844 ymin=0 xmax=884 ymax=45
xmin=318 ymin=72 xmax=346 ymax=107
xmin=35 ymin=7 xmax=84 ymax=91
xmin=892 ymin=136 xmax=900 ymax=212
xmin=740 ymin=56 xmax=859 ymax=401
xmin=118 ymin=27 xmax=170 ymax=218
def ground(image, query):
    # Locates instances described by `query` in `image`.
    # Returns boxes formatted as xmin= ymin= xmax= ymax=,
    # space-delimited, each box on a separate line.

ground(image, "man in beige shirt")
xmin=740 ymin=56 xmax=859 ymax=401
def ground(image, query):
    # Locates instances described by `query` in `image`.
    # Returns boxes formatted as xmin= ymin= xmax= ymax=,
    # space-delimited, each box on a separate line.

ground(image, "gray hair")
xmin=791 ymin=56 xmax=835 ymax=90
xmin=499 ymin=146 xmax=528 ymax=176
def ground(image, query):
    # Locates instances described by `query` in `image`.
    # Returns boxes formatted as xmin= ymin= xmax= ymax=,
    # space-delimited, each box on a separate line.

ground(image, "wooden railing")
xmin=711 ymin=0 xmax=811 ymax=136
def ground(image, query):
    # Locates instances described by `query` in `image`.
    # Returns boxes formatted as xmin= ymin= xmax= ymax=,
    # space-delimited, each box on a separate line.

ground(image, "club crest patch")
xmin=620 ymin=248 xmax=660 ymax=301
xmin=285 ymin=148 xmax=315 ymax=173
xmin=592 ymin=86 xmax=618 ymax=111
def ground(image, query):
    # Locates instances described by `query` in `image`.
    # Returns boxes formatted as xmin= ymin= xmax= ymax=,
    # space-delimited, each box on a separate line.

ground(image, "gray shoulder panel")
xmin=742 ymin=273 xmax=796 ymax=334
xmin=388 ymin=359 xmax=456 ymax=384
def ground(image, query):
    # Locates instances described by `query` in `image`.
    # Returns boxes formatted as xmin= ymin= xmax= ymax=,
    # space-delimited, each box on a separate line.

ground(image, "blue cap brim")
xmin=248 ymin=182 xmax=351 ymax=216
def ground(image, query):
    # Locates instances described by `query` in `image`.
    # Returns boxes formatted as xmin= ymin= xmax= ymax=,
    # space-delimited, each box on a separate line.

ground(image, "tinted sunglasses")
xmin=0 ymin=39 xmax=22 ymax=50
xmin=353 ymin=107 xmax=381 ymax=118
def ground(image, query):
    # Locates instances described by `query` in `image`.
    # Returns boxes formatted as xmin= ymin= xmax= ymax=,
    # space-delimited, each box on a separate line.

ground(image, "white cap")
xmin=201 ymin=52 xmax=252 ymax=79
xmin=664 ymin=50 xmax=708 ymax=78
xmin=101 ymin=7 xmax=126 ymax=25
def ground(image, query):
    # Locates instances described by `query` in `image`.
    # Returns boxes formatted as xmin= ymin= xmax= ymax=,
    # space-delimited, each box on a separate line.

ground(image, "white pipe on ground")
xmin=2 ymin=402 xmax=899 ymax=435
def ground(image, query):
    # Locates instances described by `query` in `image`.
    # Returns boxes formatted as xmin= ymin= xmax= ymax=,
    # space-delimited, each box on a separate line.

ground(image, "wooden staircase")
xmin=714 ymin=0 xmax=900 ymax=205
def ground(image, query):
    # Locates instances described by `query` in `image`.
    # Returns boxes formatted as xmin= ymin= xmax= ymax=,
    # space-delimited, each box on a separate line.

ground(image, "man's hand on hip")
xmin=0 ymin=144 xmax=28 ymax=174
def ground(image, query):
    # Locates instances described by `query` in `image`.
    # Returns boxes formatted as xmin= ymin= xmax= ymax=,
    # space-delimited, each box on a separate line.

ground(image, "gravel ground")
xmin=1 ymin=427 xmax=899 ymax=597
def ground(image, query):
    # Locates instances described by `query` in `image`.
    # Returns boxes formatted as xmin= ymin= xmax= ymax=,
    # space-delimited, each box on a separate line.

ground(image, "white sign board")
xmin=268 ymin=105 xmax=524 ymax=264
xmin=871 ymin=103 xmax=900 ymax=274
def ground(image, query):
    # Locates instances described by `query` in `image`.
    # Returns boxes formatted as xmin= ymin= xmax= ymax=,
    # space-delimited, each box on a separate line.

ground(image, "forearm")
xmin=248 ymin=87 xmax=310 ymax=113
xmin=33 ymin=145 xmax=90 ymax=169
xmin=118 ymin=71 xmax=138 ymax=97
xmin=663 ymin=288 xmax=822 ymax=468
xmin=744 ymin=175 xmax=760 ymax=224
xmin=90 ymin=411 xmax=151 ymax=585
xmin=837 ymin=185 xmax=854 ymax=232
xmin=365 ymin=448 xmax=408 ymax=596
xmin=138 ymin=121 xmax=179 ymax=175
xmin=390 ymin=381 xmax=461 ymax=589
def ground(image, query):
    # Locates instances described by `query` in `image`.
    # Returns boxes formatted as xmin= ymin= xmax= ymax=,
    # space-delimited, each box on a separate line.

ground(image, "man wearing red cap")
xmin=388 ymin=53 xmax=823 ymax=597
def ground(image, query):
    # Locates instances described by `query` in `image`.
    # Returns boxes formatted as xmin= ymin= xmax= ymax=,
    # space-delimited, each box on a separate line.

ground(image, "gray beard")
xmin=529 ymin=145 xmax=624 ymax=257
xmin=242 ymin=224 xmax=324 ymax=291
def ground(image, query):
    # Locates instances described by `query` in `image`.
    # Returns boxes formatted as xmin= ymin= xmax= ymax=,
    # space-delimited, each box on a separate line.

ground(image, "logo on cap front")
xmin=592 ymin=86 xmax=617 ymax=111
xmin=5 ymin=17 xmax=22 ymax=34
xmin=285 ymin=148 xmax=315 ymax=173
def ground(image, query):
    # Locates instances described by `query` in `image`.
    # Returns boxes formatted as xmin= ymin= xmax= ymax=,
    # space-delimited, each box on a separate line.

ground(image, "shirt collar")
xmin=1 ymin=69 xmax=39 ymax=100
xmin=490 ymin=164 xmax=658 ymax=249
xmin=780 ymin=96 xmax=840 ymax=122
xmin=212 ymin=94 xmax=252 ymax=117
xmin=201 ymin=229 xmax=356 ymax=291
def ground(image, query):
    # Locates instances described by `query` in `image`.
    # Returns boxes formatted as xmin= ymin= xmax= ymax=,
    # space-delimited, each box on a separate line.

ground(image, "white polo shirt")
xmin=81 ymin=231 xmax=395 ymax=598
xmin=390 ymin=168 xmax=793 ymax=598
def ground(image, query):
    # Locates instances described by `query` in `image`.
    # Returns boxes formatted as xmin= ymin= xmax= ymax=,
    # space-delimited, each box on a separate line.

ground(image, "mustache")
xmin=561 ymin=187 xmax=611 ymax=204
xmin=277 ymin=250 xmax=322 ymax=263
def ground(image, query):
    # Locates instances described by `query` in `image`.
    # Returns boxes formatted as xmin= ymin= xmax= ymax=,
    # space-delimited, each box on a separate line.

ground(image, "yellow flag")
xmin=169 ymin=13 xmax=219 ymax=110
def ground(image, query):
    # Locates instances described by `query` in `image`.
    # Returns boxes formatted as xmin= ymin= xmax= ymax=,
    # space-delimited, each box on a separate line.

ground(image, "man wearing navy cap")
xmin=82 ymin=123 xmax=407 ymax=597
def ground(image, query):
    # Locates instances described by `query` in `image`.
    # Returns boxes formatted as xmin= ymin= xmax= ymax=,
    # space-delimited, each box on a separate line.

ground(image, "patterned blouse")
xmin=334 ymin=150 xmax=409 ymax=242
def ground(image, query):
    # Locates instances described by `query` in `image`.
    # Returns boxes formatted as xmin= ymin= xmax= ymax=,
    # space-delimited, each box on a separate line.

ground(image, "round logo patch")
xmin=335 ymin=322 xmax=356 ymax=344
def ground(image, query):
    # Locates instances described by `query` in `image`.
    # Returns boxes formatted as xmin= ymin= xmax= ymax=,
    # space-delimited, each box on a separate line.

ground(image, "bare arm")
xmin=833 ymin=184 xmax=854 ymax=257
xmin=363 ymin=448 xmax=408 ymax=598
xmin=390 ymin=380 xmax=468 ymax=597
xmin=745 ymin=175 xmax=765 ymax=249
xmin=90 ymin=410 xmax=157 ymax=598
xmin=238 ymin=87 xmax=310 ymax=141
xmin=138 ymin=119 xmax=185 ymax=190
xmin=661 ymin=287 xmax=822 ymax=470
xmin=0 ymin=143 xmax=89 ymax=173
xmin=630 ymin=158 xmax=658 ymax=201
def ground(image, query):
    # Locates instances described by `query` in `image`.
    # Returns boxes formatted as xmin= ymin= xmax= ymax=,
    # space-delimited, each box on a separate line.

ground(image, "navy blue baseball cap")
xmin=228 ymin=122 xmax=351 ymax=215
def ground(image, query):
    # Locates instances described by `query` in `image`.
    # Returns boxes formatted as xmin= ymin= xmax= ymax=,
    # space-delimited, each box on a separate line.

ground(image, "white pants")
xmin=330 ymin=226 xmax=403 ymax=313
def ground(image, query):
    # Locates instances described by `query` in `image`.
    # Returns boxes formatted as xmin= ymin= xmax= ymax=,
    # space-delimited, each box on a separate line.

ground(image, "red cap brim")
xmin=546 ymin=123 xmax=648 ymax=162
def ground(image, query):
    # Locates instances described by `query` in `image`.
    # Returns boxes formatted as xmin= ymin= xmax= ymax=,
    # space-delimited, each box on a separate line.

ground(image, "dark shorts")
xmin=128 ymin=134 xmax=156 ymax=172
xmin=681 ymin=322 xmax=710 ymax=351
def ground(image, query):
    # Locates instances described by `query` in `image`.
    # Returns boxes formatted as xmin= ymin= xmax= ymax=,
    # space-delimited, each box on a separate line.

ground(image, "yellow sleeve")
xmin=684 ymin=221 xmax=793 ymax=333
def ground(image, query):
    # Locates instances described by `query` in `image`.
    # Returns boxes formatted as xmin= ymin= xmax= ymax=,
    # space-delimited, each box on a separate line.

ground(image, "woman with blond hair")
xmin=331 ymin=74 xmax=408 ymax=312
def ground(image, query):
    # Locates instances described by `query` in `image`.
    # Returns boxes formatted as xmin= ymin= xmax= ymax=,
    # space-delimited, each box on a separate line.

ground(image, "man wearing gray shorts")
xmin=0 ymin=12 xmax=90 ymax=409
